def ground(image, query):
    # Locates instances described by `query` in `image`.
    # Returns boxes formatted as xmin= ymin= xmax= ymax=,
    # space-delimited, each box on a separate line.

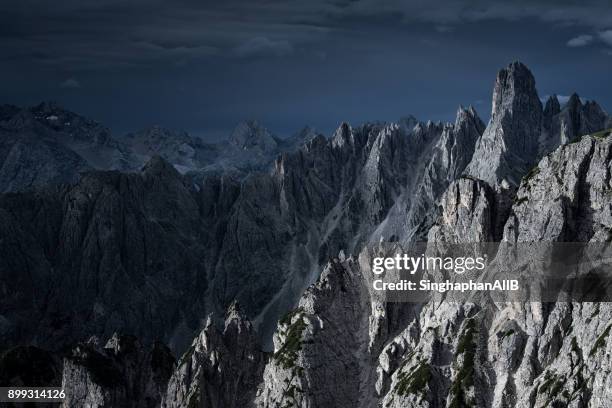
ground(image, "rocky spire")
xmin=142 ymin=154 xmax=181 ymax=178
xmin=229 ymin=120 xmax=278 ymax=153
xmin=331 ymin=121 xmax=353 ymax=148
xmin=554 ymin=93 xmax=608 ymax=143
xmin=163 ymin=303 xmax=265 ymax=408
xmin=542 ymin=95 xmax=561 ymax=138
xmin=454 ymin=105 xmax=485 ymax=133
xmin=466 ymin=61 xmax=543 ymax=187
xmin=544 ymin=95 xmax=561 ymax=119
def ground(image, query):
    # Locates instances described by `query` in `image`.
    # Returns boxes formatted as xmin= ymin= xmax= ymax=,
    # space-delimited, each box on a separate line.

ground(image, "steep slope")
xmin=57 ymin=304 xmax=261 ymax=408
xmin=0 ymin=106 xmax=484 ymax=353
xmin=255 ymin=258 xmax=372 ymax=408
xmin=124 ymin=121 xmax=309 ymax=175
xmin=251 ymin=129 xmax=612 ymax=408
xmin=0 ymin=157 xmax=222 ymax=352
xmin=466 ymin=62 xmax=607 ymax=190
xmin=61 ymin=334 xmax=175 ymax=407
xmin=2 ymin=62 xmax=608 ymax=356
xmin=124 ymin=126 xmax=218 ymax=172
xmin=228 ymin=120 xmax=279 ymax=154
xmin=466 ymin=62 xmax=544 ymax=189
xmin=0 ymin=127 xmax=91 ymax=193
xmin=163 ymin=302 xmax=265 ymax=408
xmin=0 ymin=105 xmax=318 ymax=193
xmin=419 ymin=131 xmax=612 ymax=408
xmin=371 ymin=106 xmax=485 ymax=242
xmin=26 ymin=102 xmax=136 ymax=171
xmin=0 ymin=102 xmax=135 ymax=192
xmin=2 ymin=62 xmax=612 ymax=408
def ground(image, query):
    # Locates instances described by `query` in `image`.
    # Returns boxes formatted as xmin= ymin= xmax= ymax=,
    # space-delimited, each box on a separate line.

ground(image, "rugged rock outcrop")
xmin=1 ymin=101 xmax=482 ymax=353
xmin=466 ymin=62 xmax=607 ymax=191
xmin=0 ymin=102 xmax=135 ymax=192
xmin=248 ymin=64 xmax=612 ymax=408
xmin=463 ymin=62 xmax=609 ymax=239
xmin=125 ymin=121 xmax=314 ymax=176
xmin=124 ymin=126 xmax=218 ymax=172
xmin=0 ymin=156 xmax=223 ymax=352
xmin=551 ymin=94 xmax=608 ymax=146
xmin=255 ymin=258 xmax=372 ymax=408
xmin=163 ymin=302 xmax=265 ymax=408
xmin=1 ymin=62 xmax=612 ymax=407
xmin=249 ymin=128 xmax=612 ymax=408
xmin=424 ymin=118 xmax=607 ymax=408
xmin=229 ymin=120 xmax=279 ymax=154
xmin=0 ymin=105 xmax=315 ymax=193
xmin=61 ymin=334 xmax=175 ymax=407
xmin=466 ymin=61 xmax=544 ymax=188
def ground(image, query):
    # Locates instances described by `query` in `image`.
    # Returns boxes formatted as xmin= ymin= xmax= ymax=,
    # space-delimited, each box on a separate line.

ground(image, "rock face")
xmin=1 ymin=62 xmax=612 ymax=407
xmin=124 ymin=126 xmax=218 ymax=172
xmin=255 ymin=258 xmax=372 ymax=408
xmin=125 ymin=121 xmax=313 ymax=176
xmin=251 ymin=128 xmax=612 ymax=408
xmin=0 ymin=100 xmax=487 ymax=354
xmin=466 ymin=62 xmax=608 ymax=190
xmin=0 ymin=157 xmax=216 ymax=353
xmin=463 ymin=61 xmax=609 ymax=237
xmin=0 ymin=102 xmax=135 ymax=192
xmin=163 ymin=302 xmax=265 ymax=408
xmin=0 ymin=106 xmax=314 ymax=193
xmin=61 ymin=334 xmax=175 ymax=407
xmin=229 ymin=120 xmax=279 ymax=154
xmin=466 ymin=61 xmax=544 ymax=188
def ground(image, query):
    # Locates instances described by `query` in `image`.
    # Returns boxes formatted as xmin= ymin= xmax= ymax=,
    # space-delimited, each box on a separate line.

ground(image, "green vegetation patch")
xmin=538 ymin=371 xmax=567 ymax=405
xmin=514 ymin=196 xmax=528 ymax=206
xmin=590 ymin=304 xmax=600 ymax=319
xmin=274 ymin=311 xmax=307 ymax=369
xmin=590 ymin=129 xmax=612 ymax=140
xmin=394 ymin=361 xmax=432 ymax=397
xmin=522 ymin=166 xmax=540 ymax=185
xmin=569 ymin=128 xmax=612 ymax=144
xmin=282 ymin=381 xmax=303 ymax=401
xmin=279 ymin=307 xmax=304 ymax=326
xmin=449 ymin=318 xmax=478 ymax=408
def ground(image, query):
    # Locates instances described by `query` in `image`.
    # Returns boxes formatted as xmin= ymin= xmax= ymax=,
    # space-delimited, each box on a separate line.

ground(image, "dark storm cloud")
xmin=347 ymin=0 xmax=612 ymax=29
xmin=1 ymin=0 xmax=611 ymax=140
xmin=2 ymin=0 xmax=612 ymax=70
xmin=0 ymin=0 xmax=335 ymax=69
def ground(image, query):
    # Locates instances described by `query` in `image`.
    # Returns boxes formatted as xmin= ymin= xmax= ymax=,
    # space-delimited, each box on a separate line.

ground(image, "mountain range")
xmin=1 ymin=61 xmax=612 ymax=407
xmin=0 ymin=103 xmax=315 ymax=193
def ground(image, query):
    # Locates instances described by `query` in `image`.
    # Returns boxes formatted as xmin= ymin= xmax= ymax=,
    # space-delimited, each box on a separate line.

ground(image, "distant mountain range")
xmin=1 ymin=62 xmax=612 ymax=407
xmin=0 ymin=103 xmax=316 ymax=193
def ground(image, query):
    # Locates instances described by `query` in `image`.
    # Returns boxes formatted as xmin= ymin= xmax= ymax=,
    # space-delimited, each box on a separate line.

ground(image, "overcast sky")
xmin=1 ymin=0 xmax=611 ymax=139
